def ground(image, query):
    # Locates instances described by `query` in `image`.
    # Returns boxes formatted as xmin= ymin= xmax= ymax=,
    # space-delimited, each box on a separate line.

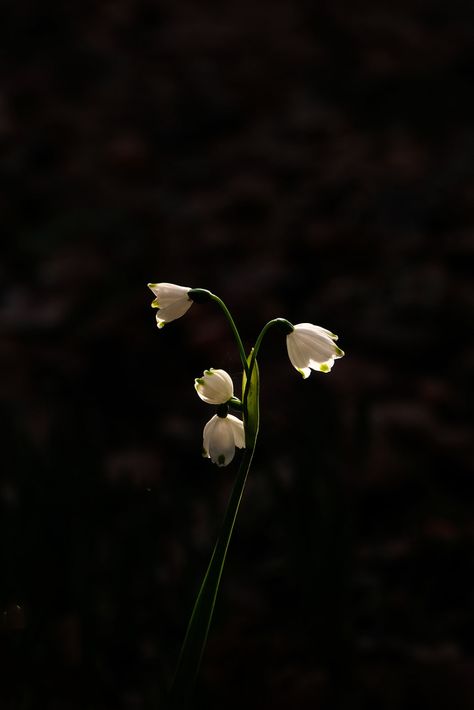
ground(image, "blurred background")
xmin=1 ymin=1 xmax=473 ymax=708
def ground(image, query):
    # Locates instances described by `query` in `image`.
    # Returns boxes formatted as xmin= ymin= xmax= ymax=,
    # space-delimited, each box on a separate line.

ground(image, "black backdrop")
xmin=1 ymin=1 xmax=473 ymax=708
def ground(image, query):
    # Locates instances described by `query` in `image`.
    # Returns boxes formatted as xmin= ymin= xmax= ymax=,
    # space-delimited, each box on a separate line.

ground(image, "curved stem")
xmin=189 ymin=289 xmax=249 ymax=377
xmin=244 ymin=318 xmax=292 ymax=409
xmin=167 ymin=446 xmax=256 ymax=709
xmin=209 ymin=294 xmax=250 ymax=377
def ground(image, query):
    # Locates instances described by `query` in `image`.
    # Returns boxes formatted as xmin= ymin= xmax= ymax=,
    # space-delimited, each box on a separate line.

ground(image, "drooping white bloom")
xmin=147 ymin=282 xmax=193 ymax=328
xmin=195 ymin=368 xmax=234 ymax=404
xmin=202 ymin=414 xmax=245 ymax=467
xmin=286 ymin=322 xmax=344 ymax=378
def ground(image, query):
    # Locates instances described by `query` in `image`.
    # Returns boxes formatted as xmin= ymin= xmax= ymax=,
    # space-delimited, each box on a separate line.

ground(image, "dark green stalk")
xmin=243 ymin=318 xmax=293 ymax=411
xmin=210 ymin=294 xmax=250 ymax=378
xmin=188 ymin=289 xmax=249 ymax=377
xmin=167 ymin=446 xmax=255 ymax=709
xmin=165 ymin=299 xmax=267 ymax=708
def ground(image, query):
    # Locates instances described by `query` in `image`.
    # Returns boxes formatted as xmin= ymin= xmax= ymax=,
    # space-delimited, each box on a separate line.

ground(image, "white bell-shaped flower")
xmin=148 ymin=282 xmax=193 ymax=328
xmin=195 ymin=369 xmax=234 ymax=404
xmin=286 ymin=322 xmax=344 ymax=378
xmin=202 ymin=414 xmax=245 ymax=467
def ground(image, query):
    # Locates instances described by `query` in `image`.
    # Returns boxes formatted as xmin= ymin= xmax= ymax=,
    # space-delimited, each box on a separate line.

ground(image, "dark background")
xmin=1 ymin=1 xmax=473 ymax=708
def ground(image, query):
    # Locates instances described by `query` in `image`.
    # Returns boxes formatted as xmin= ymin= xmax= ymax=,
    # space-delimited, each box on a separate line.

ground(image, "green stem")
xmin=209 ymin=293 xmax=250 ymax=377
xmin=188 ymin=289 xmax=249 ymax=377
xmin=167 ymin=446 xmax=256 ymax=709
xmin=244 ymin=318 xmax=292 ymax=410
xmin=166 ymin=302 xmax=278 ymax=708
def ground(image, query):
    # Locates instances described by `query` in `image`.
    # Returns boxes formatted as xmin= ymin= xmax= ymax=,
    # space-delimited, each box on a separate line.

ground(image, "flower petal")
xmin=293 ymin=325 xmax=336 ymax=356
xmin=295 ymin=322 xmax=338 ymax=341
xmin=155 ymin=299 xmax=193 ymax=328
xmin=286 ymin=332 xmax=308 ymax=370
xmin=226 ymin=414 xmax=245 ymax=449
xmin=147 ymin=282 xmax=191 ymax=308
xmin=208 ymin=417 xmax=236 ymax=467
xmin=202 ymin=415 xmax=218 ymax=458
xmin=201 ymin=414 xmax=243 ymax=466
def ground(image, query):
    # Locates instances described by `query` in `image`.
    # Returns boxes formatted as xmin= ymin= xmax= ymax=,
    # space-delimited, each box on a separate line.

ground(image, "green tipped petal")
xmin=195 ymin=368 xmax=234 ymax=405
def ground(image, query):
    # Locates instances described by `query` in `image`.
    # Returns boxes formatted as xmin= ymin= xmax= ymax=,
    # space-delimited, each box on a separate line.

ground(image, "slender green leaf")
xmin=166 ymin=447 xmax=255 ymax=709
xmin=242 ymin=349 xmax=260 ymax=449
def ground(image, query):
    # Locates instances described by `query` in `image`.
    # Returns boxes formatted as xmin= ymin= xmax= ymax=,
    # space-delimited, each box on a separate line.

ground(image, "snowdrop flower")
xmin=148 ymin=282 xmax=193 ymax=328
xmin=195 ymin=368 xmax=234 ymax=405
xmin=202 ymin=414 xmax=245 ymax=467
xmin=286 ymin=323 xmax=344 ymax=378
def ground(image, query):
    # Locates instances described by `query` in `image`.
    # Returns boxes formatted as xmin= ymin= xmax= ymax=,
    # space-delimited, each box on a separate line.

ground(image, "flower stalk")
xmin=166 ymin=446 xmax=255 ymax=709
xmin=188 ymin=288 xmax=250 ymax=377
xmin=167 ymin=350 xmax=259 ymax=708
xmin=147 ymin=282 xmax=344 ymax=707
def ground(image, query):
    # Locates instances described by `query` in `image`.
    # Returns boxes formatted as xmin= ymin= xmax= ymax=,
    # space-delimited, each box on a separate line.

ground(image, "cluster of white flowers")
xmin=148 ymin=282 xmax=344 ymax=466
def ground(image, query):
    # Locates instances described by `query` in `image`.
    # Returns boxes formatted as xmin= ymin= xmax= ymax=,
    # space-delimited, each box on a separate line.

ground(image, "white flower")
xmin=195 ymin=368 xmax=234 ymax=404
xmin=202 ymin=414 xmax=245 ymax=467
xmin=147 ymin=282 xmax=192 ymax=328
xmin=286 ymin=322 xmax=344 ymax=378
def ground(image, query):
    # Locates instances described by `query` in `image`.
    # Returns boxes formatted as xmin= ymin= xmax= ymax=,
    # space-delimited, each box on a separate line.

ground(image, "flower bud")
xmin=195 ymin=368 xmax=234 ymax=405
